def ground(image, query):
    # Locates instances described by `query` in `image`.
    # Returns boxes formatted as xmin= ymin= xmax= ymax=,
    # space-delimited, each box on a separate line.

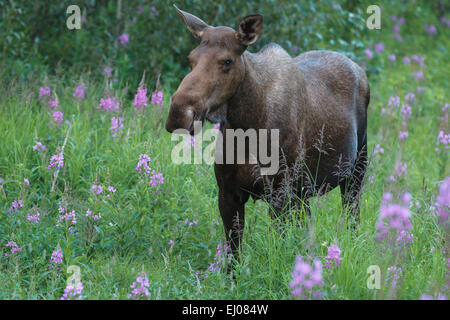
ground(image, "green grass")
xmin=0 ymin=9 xmax=449 ymax=300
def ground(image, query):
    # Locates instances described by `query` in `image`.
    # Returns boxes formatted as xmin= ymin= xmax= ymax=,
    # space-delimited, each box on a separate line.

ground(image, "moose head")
xmin=165 ymin=5 xmax=263 ymax=135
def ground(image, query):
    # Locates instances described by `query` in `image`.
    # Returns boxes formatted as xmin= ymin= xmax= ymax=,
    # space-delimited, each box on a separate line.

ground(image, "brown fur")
xmin=166 ymin=7 xmax=370 ymax=266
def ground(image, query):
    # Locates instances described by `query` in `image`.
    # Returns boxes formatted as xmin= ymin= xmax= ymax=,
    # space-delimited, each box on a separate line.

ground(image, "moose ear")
xmin=174 ymin=5 xmax=209 ymax=39
xmin=236 ymin=14 xmax=264 ymax=46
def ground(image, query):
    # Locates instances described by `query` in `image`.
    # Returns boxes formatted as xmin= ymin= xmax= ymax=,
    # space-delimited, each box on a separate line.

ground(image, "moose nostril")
xmin=165 ymin=104 xmax=196 ymax=133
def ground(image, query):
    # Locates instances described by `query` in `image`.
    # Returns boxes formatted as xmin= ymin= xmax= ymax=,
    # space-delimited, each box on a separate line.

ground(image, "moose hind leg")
xmin=340 ymin=135 xmax=367 ymax=225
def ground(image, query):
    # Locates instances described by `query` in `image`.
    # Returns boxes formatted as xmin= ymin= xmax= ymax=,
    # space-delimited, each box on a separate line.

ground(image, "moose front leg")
xmin=218 ymin=188 xmax=249 ymax=271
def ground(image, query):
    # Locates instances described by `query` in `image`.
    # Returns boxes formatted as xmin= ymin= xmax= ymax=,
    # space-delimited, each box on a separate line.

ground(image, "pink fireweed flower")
xmin=405 ymin=92 xmax=416 ymax=103
xmin=386 ymin=266 xmax=402 ymax=288
xmin=435 ymin=177 xmax=450 ymax=224
xmin=388 ymin=161 xmax=407 ymax=182
xmin=48 ymin=153 xmax=64 ymax=170
xmin=5 ymin=241 xmax=22 ymax=257
xmin=397 ymin=17 xmax=405 ymax=25
xmin=60 ymin=282 xmax=83 ymax=300
xmin=424 ymin=24 xmax=437 ymax=36
xmin=374 ymin=43 xmax=384 ymax=53
xmin=90 ymin=184 xmax=103 ymax=195
xmin=119 ymin=33 xmax=129 ymax=46
xmin=133 ymin=87 xmax=148 ymax=109
xmin=324 ymin=244 xmax=342 ymax=269
xmin=398 ymin=130 xmax=408 ymax=141
xmin=52 ymin=111 xmax=63 ymax=123
xmin=86 ymin=208 xmax=101 ymax=221
xmin=168 ymin=240 xmax=174 ymax=247
xmin=103 ymin=67 xmax=113 ymax=77
xmin=49 ymin=249 xmax=63 ymax=269
xmin=393 ymin=32 xmax=403 ymax=42
xmin=290 ymin=255 xmax=323 ymax=299
xmin=393 ymin=24 xmax=400 ymax=33
xmin=411 ymin=71 xmax=424 ymax=80
xmin=206 ymin=244 xmax=231 ymax=274
xmin=48 ymin=99 xmax=58 ymax=109
xmin=376 ymin=193 xmax=412 ymax=244
xmin=388 ymin=96 xmax=400 ymax=109
xmin=26 ymin=209 xmax=40 ymax=224
xmin=136 ymin=154 xmax=151 ymax=175
xmin=24 ymin=178 xmax=30 ymax=186
xmin=58 ymin=210 xmax=77 ymax=226
xmin=73 ymin=85 xmax=86 ymax=101
xmin=128 ymin=272 xmax=150 ymax=299
xmin=184 ymin=218 xmax=198 ymax=227
xmin=106 ymin=185 xmax=117 ymax=199
xmin=149 ymin=171 xmax=164 ymax=187
xmin=97 ymin=96 xmax=119 ymax=112
xmin=8 ymin=199 xmax=23 ymax=213
xmin=151 ymin=90 xmax=163 ymax=107
xmin=402 ymin=56 xmax=410 ymax=65
xmin=388 ymin=54 xmax=396 ymax=62
xmin=419 ymin=293 xmax=447 ymax=300
xmin=33 ymin=141 xmax=47 ymax=152
xmin=435 ymin=130 xmax=449 ymax=153
xmin=373 ymin=144 xmax=384 ymax=155
xmin=411 ymin=55 xmax=425 ymax=67
xmin=110 ymin=116 xmax=124 ymax=137
xmin=39 ymin=86 xmax=51 ymax=99
xmin=364 ymin=48 xmax=373 ymax=59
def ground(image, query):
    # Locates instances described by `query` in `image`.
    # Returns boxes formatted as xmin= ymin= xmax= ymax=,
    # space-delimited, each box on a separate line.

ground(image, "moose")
xmin=165 ymin=6 xmax=370 ymax=266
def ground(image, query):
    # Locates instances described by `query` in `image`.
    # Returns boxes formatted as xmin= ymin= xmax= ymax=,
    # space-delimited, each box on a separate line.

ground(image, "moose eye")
xmin=223 ymin=59 xmax=233 ymax=67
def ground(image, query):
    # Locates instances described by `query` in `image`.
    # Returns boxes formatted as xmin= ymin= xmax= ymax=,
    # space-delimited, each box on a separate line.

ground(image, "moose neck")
xmin=226 ymin=51 xmax=269 ymax=130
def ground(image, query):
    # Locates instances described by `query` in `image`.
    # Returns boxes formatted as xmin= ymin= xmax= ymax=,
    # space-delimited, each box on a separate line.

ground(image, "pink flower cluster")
xmin=52 ymin=111 xmax=64 ymax=124
xmin=4 ymin=241 xmax=22 ymax=257
xmin=136 ymin=154 xmax=164 ymax=190
xmin=423 ymin=23 xmax=437 ymax=36
xmin=376 ymin=193 xmax=413 ymax=244
xmin=389 ymin=161 xmax=407 ymax=182
xmin=204 ymin=243 xmax=231 ymax=277
xmin=386 ymin=265 xmax=402 ymax=288
xmin=96 ymin=96 xmax=119 ymax=112
xmin=435 ymin=130 xmax=449 ymax=153
xmin=73 ymin=85 xmax=86 ymax=101
xmin=119 ymin=33 xmax=129 ymax=46
xmin=110 ymin=116 xmax=124 ymax=137
xmin=90 ymin=183 xmax=116 ymax=199
xmin=39 ymin=86 xmax=51 ymax=99
xmin=8 ymin=199 xmax=23 ymax=213
xmin=151 ymin=91 xmax=163 ymax=108
xmin=435 ymin=177 xmax=449 ymax=224
xmin=128 ymin=272 xmax=150 ymax=299
xmin=56 ymin=201 xmax=77 ymax=233
xmin=48 ymin=152 xmax=64 ymax=170
xmin=381 ymin=95 xmax=400 ymax=115
xmin=391 ymin=16 xmax=405 ymax=42
xmin=86 ymin=208 xmax=101 ymax=221
xmin=49 ymin=249 xmax=63 ymax=269
xmin=32 ymin=141 xmax=47 ymax=152
xmin=60 ymin=281 xmax=83 ymax=300
xmin=26 ymin=209 xmax=40 ymax=224
xmin=373 ymin=144 xmax=384 ymax=155
xmin=290 ymin=255 xmax=323 ymax=299
xmin=184 ymin=218 xmax=198 ymax=227
xmin=324 ymin=244 xmax=342 ymax=269
xmin=133 ymin=87 xmax=148 ymax=109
